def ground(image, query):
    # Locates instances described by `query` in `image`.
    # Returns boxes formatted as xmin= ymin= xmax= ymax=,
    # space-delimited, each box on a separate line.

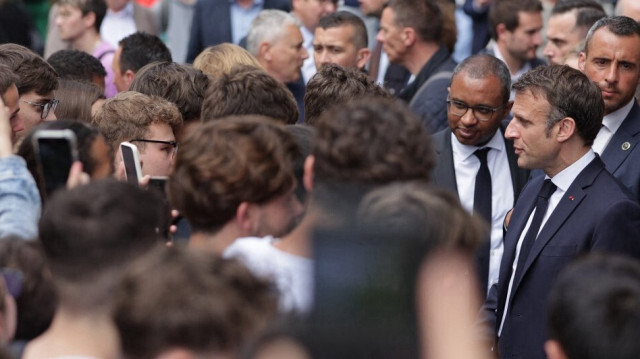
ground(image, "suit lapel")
xmin=512 ymin=158 xmax=603 ymax=291
xmin=601 ymin=101 xmax=640 ymax=174
xmin=433 ymin=130 xmax=459 ymax=197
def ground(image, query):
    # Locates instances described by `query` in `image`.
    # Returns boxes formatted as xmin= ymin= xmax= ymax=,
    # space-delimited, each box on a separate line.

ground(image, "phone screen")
xmin=37 ymin=137 xmax=74 ymax=198
xmin=121 ymin=143 xmax=141 ymax=186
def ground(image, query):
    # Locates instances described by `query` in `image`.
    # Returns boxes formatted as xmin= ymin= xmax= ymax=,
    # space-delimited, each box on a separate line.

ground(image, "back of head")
xmin=548 ymin=254 xmax=640 ymax=359
xmin=117 ymin=32 xmax=172 ymax=75
xmin=312 ymin=97 xmax=434 ymax=186
xmin=386 ymin=0 xmax=443 ymax=43
xmin=551 ymin=0 xmax=606 ymax=38
xmin=246 ymin=10 xmax=300 ymax=56
xmin=47 ymin=50 xmax=107 ymax=84
xmin=357 ymin=182 xmax=483 ymax=253
xmin=114 ymin=246 xmax=278 ymax=359
xmin=38 ymin=180 xmax=162 ymax=309
xmin=489 ymin=0 xmax=543 ymax=40
xmin=54 ymin=79 xmax=105 ymax=123
xmin=318 ymin=11 xmax=368 ymax=50
xmin=202 ymin=66 xmax=299 ymax=124
xmin=168 ymin=116 xmax=298 ymax=234
xmin=304 ymin=63 xmax=391 ymax=125
xmin=92 ymin=91 xmax=183 ymax=153
xmin=129 ymin=62 xmax=209 ymax=123
xmin=0 ymin=43 xmax=58 ymax=96
xmin=57 ymin=0 xmax=107 ymax=31
xmin=512 ymin=64 xmax=602 ymax=146
xmin=193 ymin=43 xmax=263 ymax=78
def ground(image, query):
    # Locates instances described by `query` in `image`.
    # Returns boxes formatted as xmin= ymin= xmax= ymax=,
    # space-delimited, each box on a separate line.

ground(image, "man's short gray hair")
xmin=247 ymin=10 xmax=300 ymax=56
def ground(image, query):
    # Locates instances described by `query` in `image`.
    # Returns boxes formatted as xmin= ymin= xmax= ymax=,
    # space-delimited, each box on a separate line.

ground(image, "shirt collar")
xmin=602 ymin=99 xmax=634 ymax=134
xmin=107 ymin=1 xmax=134 ymax=16
xmin=451 ymin=128 xmax=506 ymax=162
xmin=299 ymin=22 xmax=314 ymax=47
xmin=547 ymin=149 xmax=596 ymax=192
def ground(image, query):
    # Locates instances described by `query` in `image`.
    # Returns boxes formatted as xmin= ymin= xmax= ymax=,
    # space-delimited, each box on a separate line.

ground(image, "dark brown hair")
xmin=0 ymin=43 xmax=58 ymax=96
xmin=489 ymin=0 xmax=543 ymax=40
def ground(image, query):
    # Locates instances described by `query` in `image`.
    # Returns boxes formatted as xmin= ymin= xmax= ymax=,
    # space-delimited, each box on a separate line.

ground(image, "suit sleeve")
xmin=410 ymin=77 xmax=451 ymax=133
xmin=592 ymin=199 xmax=640 ymax=259
xmin=186 ymin=0 xmax=204 ymax=63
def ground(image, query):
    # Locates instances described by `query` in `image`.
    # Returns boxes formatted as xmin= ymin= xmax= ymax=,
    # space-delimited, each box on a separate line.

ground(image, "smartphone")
xmin=120 ymin=142 xmax=142 ymax=186
xmin=33 ymin=129 xmax=78 ymax=199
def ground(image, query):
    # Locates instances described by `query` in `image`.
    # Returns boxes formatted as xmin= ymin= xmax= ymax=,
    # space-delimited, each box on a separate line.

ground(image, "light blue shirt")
xmin=230 ymin=0 xmax=264 ymax=45
xmin=0 ymin=156 xmax=41 ymax=240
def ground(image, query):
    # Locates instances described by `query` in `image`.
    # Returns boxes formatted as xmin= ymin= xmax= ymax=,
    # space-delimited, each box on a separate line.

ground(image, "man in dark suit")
xmin=485 ymin=64 xmax=640 ymax=359
xmin=186 ymin=0 xmax=291 ymax=63
xmin=579 ymin=16 xmax=640 ymax=203
xmin=432 ymin=54 xmax=529 ymax=296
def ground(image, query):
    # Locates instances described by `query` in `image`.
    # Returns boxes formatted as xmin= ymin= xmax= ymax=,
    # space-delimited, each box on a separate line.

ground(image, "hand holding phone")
xmin=33 ymin=129 xmax=79 ymax=199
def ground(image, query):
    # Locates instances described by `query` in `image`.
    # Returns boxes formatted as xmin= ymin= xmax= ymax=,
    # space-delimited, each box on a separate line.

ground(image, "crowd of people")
xmin=0 ymin=0 xmax=639 ymax=358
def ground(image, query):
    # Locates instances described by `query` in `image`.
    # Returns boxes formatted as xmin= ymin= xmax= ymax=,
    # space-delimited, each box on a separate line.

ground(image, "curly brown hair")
xmin=167 ymin=116 xmax=298 ymax=234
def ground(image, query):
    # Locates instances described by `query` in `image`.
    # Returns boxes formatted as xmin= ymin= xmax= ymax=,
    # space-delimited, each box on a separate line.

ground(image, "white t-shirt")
xmin=224 ymin=236 xmax=313 ymax=313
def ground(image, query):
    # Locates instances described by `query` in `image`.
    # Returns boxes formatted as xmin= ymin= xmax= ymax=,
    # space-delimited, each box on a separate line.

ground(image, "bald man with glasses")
xmin=432 ymin=54 xmax=529 ymax=295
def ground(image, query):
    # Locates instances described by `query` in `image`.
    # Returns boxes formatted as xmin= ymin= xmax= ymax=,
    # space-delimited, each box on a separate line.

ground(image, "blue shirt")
xmin=0 ymin=156 xmax=40 ymax=240
xmin=230 ymin=0 xmax=264 ymax=45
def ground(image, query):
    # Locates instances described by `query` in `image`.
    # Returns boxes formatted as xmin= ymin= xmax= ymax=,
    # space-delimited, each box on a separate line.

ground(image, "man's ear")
xmin=544 ymin=340 xmax=569 ymax=359
xmin=556 ymin=117 xmax=576 ymax=143
xmin=495 ymin=23 xmax=509 ymax=42
xmin=259 ymin=41 xmax=272 ymax=62
xmin=83 ymin=11 xmax=97 ymax=29
xmin=402 ymin=27 xmax=416 ymax=47
xmin=123 ymin=69 xmax=136 ymax=90
xmin=303 ymin=155 xmax=314 ymax=192
xmin=356 ymin=48 xmax=371 ymax=70
xmin=578 ymin=51 xmax=586 ymax=72
xmin=236 ymin=202 xmax=253 ymax=234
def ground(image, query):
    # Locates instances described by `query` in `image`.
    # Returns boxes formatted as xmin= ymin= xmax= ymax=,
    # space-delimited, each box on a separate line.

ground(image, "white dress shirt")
xmin=300 ymin=25 xmax=316 ymax=84
xmin=100 ymin=1 xmax=137 ymax=49
xmin=592 ymin=99 xmax=634 ymax=155
xmin=451 ymin=130 xmax=514 ymax=294
xmin=498 ymin=149 xmax=596 ymax=336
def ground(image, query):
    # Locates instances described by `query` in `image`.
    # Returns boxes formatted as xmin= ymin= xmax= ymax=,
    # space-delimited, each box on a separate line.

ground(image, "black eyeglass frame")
xmin=130 ymin=139 xmax=179 ymax=157
xmin=21 ymin=99 xmax=60 ymax=120
xmin=446 ymin=98 xmax=508 ymax=122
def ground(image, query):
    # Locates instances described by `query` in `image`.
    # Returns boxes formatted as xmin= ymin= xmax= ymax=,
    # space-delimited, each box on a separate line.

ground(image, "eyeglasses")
xmin=21 ymin=99 xmax=59 ymax=120
xmin=130 ymin=139 xmax=179 ymax=158
xmin=446 ymin=98 xmax=507 ymax=122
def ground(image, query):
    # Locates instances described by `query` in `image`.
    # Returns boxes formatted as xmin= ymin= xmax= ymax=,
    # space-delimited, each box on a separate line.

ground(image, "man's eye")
xmin=452 ymin=101 xmax=467 ymax=110
xmin=475 ymin=107 xmax=493 ymax=115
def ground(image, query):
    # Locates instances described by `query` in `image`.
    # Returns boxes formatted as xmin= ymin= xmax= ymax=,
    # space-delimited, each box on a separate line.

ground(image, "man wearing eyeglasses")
xmin=432 ymin=54 xmax=529 ymax=295
xmin=0 ymin=44 xmax=59 ymax=142
xmin=92 ymin=91 xmax=182 ymax=178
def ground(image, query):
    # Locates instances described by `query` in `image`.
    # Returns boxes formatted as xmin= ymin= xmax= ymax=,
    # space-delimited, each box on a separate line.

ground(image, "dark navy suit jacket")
xmin=432 ymin=126 xmax=530 ymax=293
xmin=600 ymin=101 xmax=640 ymax=203
xmin=186 ymin=0 xmax=291 ymax=63
xmin=485 ymin=156 xmax=640 ymax=359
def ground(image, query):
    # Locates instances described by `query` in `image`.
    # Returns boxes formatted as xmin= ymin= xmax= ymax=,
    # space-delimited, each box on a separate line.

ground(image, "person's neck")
xmin=189 ymin=224 xmax=243 ymax=255
xmin=545 ymin=142 xmax=590 ymax=178
xmin=496 ymin=42 xmax=524 ymax=76
xmin=23 ymin=306 xmax=120 ymax=359
xmin=235 ymin=0 xmax=254 ymax=9
xmin=403 ymin=41 xmax=439 ymax=75
xmin=72 ymin=31 xmax=102 ymax=54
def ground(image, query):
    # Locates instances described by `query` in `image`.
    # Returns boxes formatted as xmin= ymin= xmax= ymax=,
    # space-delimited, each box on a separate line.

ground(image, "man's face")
xmin=506 ymin=90 xmax=562 ymax=175
xmin=112 ymin=46 xmax=128 ymax=93
xmin=137 ymin=123 xmax=177 ymax=177
xmin=251 ymin=186 xmax=304 ymax=238
xmin=579 ymin=28 xmax=640 ymax=116
xmin=54 ymin=4 xmax=88 ymax=42
xmin=293 ymin=0 xmax=336 ymax=31
xmin=314 ymin=25 xmax=367 ymax=70
xmin=447 ymin=73 xmax=510 ymax=147
xmin=18 ymin=90 xmax=57 ymax=141
xmin=502 ymin=11 xmax=543 ymax=63
xmin=264 ymin=24 xmax=309 ymax=83
xmin=544 ymin=11 xmax=581 ymax=65
xmin=359 ymin=0 xmax=386 ymax=17
xmin=377 ymin=7 xmax=408 ymax=65
xmin=2 ymin=85 xmax=22 ymax=144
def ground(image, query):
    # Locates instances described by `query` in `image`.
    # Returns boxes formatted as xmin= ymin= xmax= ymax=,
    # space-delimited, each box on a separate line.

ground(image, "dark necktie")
xmin=474 ymin=148 xmax=492 ymax=223
xmin=513 ymin=179 xmax=557 ymax=283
